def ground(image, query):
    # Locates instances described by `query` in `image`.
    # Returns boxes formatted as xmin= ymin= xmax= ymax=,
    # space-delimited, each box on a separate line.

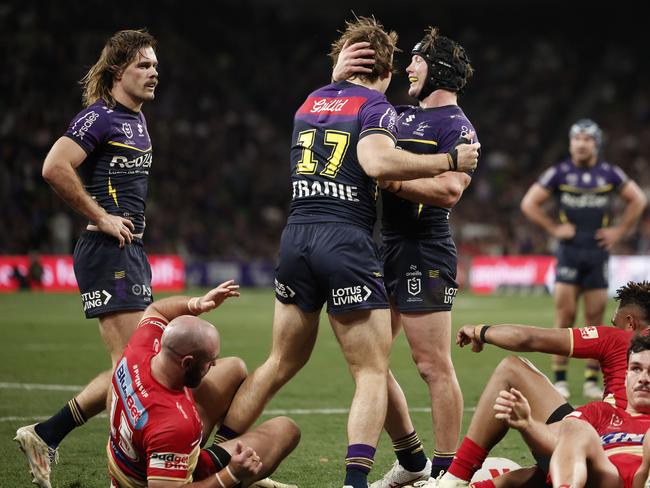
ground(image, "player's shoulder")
xmin=66 ymin=100 xmax=113 ymax=137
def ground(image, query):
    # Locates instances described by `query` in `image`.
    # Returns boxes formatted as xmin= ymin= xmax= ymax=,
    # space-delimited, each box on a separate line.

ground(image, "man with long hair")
xmin=15 ymin=29 xmax=160 ymax=488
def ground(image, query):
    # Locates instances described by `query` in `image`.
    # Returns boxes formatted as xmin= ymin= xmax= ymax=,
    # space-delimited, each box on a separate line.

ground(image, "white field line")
xmin=0 ymin=381 xmax=476 ymax=422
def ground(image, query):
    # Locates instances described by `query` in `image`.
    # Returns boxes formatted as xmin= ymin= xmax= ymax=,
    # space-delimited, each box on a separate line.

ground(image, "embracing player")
xmin=333 ymin=27 xmax=477 ymax=486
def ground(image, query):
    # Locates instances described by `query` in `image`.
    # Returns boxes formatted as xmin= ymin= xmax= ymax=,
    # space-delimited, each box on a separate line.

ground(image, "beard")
xmin=184 ymin=361 xmax=204 ymax=389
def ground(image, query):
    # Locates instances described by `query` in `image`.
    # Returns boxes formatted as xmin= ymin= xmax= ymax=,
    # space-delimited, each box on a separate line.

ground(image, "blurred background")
xmin=2 ymin=0 xmax=649 ymax=292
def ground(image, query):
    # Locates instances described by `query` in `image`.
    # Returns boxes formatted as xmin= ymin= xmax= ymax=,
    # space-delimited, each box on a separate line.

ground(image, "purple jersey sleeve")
xmin=437 ymin=117 xmax=477 ymax=153
xmin=63 ymin=106 xmax=111 ymax=154
xmin=538 ymin=165 xmax=560 ymax=190
xmin=358 ymin=97 xmax=398 ymax=144
xmin=610 ymin=164 xmax=629 ymax=191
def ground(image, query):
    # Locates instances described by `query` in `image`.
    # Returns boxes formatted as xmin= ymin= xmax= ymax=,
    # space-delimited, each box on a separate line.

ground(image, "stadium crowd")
xmin=2 ymin=2 xmax=649 ymax=261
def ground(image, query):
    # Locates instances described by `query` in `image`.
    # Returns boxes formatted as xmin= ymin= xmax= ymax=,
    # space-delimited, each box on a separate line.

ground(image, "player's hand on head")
xmin=553 ymin=223 xmax=576 ymax=240
xmin=448 ymin=131 xmax=480 ymax=172
xmin=228 ymin=441 xmax=263 ymax=479
xmin=198 ymin=280 xmax=240 ymax=311
xmin=332 ymin=40 xmax=375 ymax=82
xmin=97 ymin=214 xmax=134 ymax=248
xmin=493 ymin=388 xmax=532 ymax=431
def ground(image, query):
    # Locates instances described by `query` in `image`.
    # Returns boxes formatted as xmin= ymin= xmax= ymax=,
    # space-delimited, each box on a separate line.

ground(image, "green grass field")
xmin=0 ymin=289 xmax=618 ymax=487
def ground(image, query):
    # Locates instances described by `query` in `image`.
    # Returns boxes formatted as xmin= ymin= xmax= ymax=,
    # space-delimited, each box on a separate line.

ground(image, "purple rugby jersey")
xmin=382 ymin=104 xmax=478 ymax=239
xmin=287 ymin=81 xmax=398 ymax=232
xmin=64 ymin=100 xmax=153 ymax=234
xmin=538 ymin=158 xmax=629 ymax=247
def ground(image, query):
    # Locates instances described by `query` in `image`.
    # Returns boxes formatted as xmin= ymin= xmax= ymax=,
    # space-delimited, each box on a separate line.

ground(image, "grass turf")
xmin=0 ymin=289 xmax=618 ymax=487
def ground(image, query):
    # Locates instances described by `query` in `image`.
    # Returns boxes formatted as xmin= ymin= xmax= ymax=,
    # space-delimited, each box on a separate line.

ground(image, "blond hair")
xmin=329 ymin=16 xmax=399 ymax=83
xmin=81 ymin=29 xmax=157 ymax=108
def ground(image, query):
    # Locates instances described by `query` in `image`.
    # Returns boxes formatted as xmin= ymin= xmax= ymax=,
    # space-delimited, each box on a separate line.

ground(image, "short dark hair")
xmin=628 ymin=333 xmax=650 ymax=361
xmin=615 ymin=281 xmax=650 ymax=323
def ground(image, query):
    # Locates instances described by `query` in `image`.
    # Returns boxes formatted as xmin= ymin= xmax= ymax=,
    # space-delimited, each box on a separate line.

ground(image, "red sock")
xmin=447 ymin=437 xmax=488 ymax=481
xmin=470 ymin=481 xmax=495 ymax=488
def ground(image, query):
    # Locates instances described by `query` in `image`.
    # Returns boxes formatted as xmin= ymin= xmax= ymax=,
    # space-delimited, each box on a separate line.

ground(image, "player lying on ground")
xmin=495 ymin=333 xmax=650 ymax=488
xmin=406 ymin=281 xmax=650 ymax=488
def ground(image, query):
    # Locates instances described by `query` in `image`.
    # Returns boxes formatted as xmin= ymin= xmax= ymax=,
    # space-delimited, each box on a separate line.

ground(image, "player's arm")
xmin=143 ymin=281 xmax=240 ymax=323
xmin=494 ymin=388 xmax=559 ymax=456
xmin=381 ymin=172 xmax=472 ymax=208
xmin=357 ymin=133 xmax=479 ymax=180
xmin=42 ymin=136 xmax=134 ymax=247
xmin=149 ymin=441 xmax=262 ymax=488
xmin=456 ymin=323 xmax=572 ymax=355
xmin=596 ymin=180 xmax=647 ymax=251
xmin=520 ymin=183 xmax=575 ymax=240
xmin=331 ymin=40 xmax=375 ymax=82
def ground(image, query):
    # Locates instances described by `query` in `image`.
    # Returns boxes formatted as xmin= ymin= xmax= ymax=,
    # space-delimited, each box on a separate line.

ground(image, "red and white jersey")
xmin=566 ymin=402 xmax=650 ymax=488
xmin=569 ymin=326 xmax=634 ymax=408
xmin=108 ymin=316 xmax=203 ymax=487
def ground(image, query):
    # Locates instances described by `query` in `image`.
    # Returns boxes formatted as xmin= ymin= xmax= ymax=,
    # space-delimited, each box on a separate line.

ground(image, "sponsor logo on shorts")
xmin=429 ymin=269 xmax=440 ymax=278
xmin=275 ymin=279 xmax=296 ymax=299
xmin=579 ymin=327 xmax=599 ymax=339
xmin=115 ymin=270 xmax=125 ymax=279
xmin=331 ymin=285 xmax=371 ymax=306
xmin=444 ymin=286 xmax=458 ymax=305
xmin=132 ymin=284 xmax=153 ymax=297
xmin=149 ymin=452 xmax=190 ymax=471
xmin=115 ymin=358 xmax=148 ymax=429
xmin=81 ymin=289 xmax=112 ymax=311
xmin=557 ymin=266 xmax=577 ymax=280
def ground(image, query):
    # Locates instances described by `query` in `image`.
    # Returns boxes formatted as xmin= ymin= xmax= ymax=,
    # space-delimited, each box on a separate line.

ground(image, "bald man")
xmin=103 ymin=281 xmax=300 ymax=488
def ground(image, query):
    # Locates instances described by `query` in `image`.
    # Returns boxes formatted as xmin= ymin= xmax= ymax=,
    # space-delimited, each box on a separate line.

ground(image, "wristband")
xmin=225 ymin=466 xmax=240 ymax=484
xmin=479 ymin=325 xmax=491 ymax=344
xmin=446 ymin=152 xmax=457 ymax=171
xmin=188 ymin=296 xmax=200 ymax=314
xmin=215 ymin=472 xmax=226 ymax=488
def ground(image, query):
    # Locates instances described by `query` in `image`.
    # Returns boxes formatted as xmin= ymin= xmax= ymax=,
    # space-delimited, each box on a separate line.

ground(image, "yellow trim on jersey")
xmin=108 ymin=178 xmax=119 ymax=207
xmin=559 ymin=210 xmax=568 ymax=224
xmin=108 ymin=141 xmax=152 ymax=153
xmin=568 ymin=328 xmax=575 ymax=357
xmin=605 ymin=446 xmax=642 ymax=457
xmin=360 ymin=127 xmax=397 ymax=142
xmin=603 ymin=393 xmax=617 ymax=406
xmin=397 ymin=138 xmax=438 ymax=146
xmin=107 ymin=444 xmax=147 ymax=488
xmin=417 ymin=203 xmax=424 ymax=217
xmin=558 ymin=184 xmax=614 ymax=194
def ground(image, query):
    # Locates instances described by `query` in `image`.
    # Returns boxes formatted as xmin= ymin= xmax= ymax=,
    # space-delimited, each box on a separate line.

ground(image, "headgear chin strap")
xmin=412 ymin=33 xmax=472 ymax=101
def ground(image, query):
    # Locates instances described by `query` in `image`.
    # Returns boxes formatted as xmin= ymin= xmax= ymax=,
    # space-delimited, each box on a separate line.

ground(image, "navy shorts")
xmin=275 ymin=223 xmax=389 ymax=315
xmin=73 ymin=231 xmax=153 ymax=319
xmin=382 ymin=235 xmax=458 ymax=312
xmin=555 ymin=243 xmax=608 ymax=289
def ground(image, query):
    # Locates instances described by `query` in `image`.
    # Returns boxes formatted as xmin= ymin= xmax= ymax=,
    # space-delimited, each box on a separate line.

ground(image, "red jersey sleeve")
xmin=144 ymin=420 xmax=200 ymax=483
xmin=564 ymin=401 xmax=613 ymax=430
xmin=127 ymin=316 xmax=170 ymax=352
xmin=570 ymin=326 xmax=624 ymax=360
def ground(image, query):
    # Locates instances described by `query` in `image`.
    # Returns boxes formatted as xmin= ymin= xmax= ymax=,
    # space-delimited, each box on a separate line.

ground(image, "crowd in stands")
xmin=2 ymin=2 xmax=649 ymax=261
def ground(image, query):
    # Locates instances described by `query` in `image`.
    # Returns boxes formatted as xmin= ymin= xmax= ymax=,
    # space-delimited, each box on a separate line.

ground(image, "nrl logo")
xmin=122 ymin=122 xmax=133 ymax=139
xmin=407 ymin=277 xmax=421 ymax=296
